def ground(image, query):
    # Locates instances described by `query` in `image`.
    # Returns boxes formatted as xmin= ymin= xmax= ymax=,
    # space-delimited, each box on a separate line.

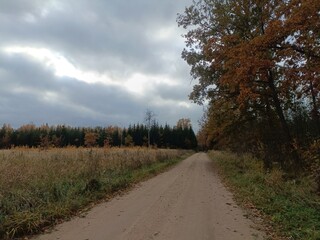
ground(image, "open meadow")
xmin=0 ymin=147 xmax=191 ymax=239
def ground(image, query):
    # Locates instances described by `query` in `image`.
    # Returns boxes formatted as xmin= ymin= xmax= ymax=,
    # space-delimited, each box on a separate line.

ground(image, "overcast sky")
xmin=0 ymin=0 xmax=203 ymax=131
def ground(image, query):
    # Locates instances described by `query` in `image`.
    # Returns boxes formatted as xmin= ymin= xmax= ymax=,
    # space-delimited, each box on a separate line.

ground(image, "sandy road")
xmin=34 ymin=153 xmax=264 ymax=240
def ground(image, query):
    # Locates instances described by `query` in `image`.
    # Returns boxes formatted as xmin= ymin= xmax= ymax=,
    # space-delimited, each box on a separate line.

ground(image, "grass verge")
xmin=0 ymin=147 xmax=192 ymax=239
xmin=209 ymin=151 xmax=320 ymax=240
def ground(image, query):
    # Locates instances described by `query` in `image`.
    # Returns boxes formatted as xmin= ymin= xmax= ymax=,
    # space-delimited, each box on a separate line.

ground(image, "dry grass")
xmin=0 ymin=147 xmax=190 ymax=239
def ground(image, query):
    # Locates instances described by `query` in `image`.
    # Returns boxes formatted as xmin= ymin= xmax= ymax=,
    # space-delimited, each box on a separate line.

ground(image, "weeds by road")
xmin=209 ymin=151 xmax=320 ymax=240
xmin=0 ymin=147 xmax=191 ymax=239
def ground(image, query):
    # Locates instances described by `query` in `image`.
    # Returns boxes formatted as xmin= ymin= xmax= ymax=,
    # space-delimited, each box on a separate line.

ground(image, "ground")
xmin=33 ymin=153 xmax=265 ymax=240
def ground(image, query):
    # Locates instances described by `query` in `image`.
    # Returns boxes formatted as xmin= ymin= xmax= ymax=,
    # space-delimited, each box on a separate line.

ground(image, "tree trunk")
xmin=267 ymin=70 xmax=302 ymax=173
xmin=309 ymin=80 xmax=320 ymax=135
xmin=263 ymin=95 xmax=275 ymax=170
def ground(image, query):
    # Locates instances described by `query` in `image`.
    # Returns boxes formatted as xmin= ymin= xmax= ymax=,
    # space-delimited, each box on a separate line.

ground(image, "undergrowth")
xmin=209 ymin=151 xmax=320 ymax=240
xmin=0 ymin=147 xmax=191 ymax=239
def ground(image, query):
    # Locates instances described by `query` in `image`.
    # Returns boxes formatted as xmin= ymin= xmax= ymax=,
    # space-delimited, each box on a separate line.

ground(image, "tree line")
xmin=178 ymin=0 xmax=319 ymax=174
xmin=0 ymin=120 xmax=197 ymax=149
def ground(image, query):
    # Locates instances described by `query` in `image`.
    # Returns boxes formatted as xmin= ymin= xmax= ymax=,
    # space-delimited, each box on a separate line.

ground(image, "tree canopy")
xmin=0 ymin=121 xmax=197 ymax=150
xmin=178 ymin=0 xmax=320 ymax=172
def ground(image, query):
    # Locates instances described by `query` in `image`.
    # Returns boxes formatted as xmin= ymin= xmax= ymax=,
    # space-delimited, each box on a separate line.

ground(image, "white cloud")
xmin=0 ymin=0 xmax=202 ymax=131
xmin=3 ymin=46 xmax=183 ymax=97
xmin=3 ymin=46 xmax=112 ymax=84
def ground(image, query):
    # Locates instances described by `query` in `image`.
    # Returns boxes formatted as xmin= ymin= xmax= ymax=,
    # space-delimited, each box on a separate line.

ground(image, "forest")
xmin=178 ymin=0 xmax=319 ymax=175
xmin=0 ymin=120 xmax=197 ymax=150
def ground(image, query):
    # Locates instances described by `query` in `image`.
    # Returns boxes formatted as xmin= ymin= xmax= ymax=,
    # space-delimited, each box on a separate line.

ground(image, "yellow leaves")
xmin=84 ymin=132 xmax=98 ymax=147
xmin=18 ymin=124 xmax=36 ymax=132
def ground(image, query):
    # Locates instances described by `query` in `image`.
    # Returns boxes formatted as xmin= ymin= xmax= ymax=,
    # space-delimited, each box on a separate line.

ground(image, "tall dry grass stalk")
xmin=0 ymin=147 xmax=182 ymax=191
xmin=0 ymin=147 xmax=190 ymax=239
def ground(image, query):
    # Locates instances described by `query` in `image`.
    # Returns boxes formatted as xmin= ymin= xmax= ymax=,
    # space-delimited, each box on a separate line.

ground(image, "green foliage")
xmin=209 ymin=151 xmax=320 ymax=240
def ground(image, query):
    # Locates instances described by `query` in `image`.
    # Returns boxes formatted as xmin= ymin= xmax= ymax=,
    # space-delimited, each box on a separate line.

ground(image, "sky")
xmin=0 ymin=0 xmax=203 ymax=131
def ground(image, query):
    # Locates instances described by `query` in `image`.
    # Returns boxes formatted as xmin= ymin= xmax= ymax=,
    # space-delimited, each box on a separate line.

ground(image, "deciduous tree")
xmin=178 ymin=0 xmax=320 ymax=172
xmin=84 ymin=132 xmax=98 ymax=147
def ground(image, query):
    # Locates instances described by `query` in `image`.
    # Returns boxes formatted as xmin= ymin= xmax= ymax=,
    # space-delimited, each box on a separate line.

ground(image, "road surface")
xmin=34 ymin=153 xmax=264 ymax=240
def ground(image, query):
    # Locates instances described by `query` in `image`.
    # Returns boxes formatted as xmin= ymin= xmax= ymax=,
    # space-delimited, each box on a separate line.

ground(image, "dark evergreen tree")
xmin=0 ymin=121 xmax=198 ymax=149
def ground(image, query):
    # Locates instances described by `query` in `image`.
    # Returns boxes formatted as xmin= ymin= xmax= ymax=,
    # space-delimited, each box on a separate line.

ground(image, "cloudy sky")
xmin=0 ymin=0 xmax=203 ymax=131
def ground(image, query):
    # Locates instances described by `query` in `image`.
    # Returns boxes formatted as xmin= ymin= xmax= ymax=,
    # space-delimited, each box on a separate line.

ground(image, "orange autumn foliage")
xmin=178 ymin=0 xmax=320 ymax=173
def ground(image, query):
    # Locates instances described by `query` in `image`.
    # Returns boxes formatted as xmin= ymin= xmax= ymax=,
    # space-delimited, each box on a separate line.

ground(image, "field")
xmin=0 ymin=147 xmax=191 ymax=239
xmin=209 ymin=151 xmax=320 ymax=240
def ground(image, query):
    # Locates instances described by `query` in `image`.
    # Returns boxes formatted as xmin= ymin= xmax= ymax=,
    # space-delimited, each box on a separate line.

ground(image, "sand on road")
xmin=33 ymin=153 xmax=264 ymax=240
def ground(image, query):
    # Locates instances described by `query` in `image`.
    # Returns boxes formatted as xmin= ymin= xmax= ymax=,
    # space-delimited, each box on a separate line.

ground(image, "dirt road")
xmin=34 ymin=153 xmax=264 ymax=240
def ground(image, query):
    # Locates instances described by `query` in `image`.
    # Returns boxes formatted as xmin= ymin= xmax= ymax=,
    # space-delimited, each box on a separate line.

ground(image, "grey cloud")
xmin=0 ymin=53 xmax=143 ymax=126
xmin=0 ymin=0 xmax=188 ymax=76
xmin=0 ymin=0 xmax=49 ymax=16
xmin=0 ymin=0 xmax=201 ymax=131
xmin=148 ymin=83 xmax=191 ymax=102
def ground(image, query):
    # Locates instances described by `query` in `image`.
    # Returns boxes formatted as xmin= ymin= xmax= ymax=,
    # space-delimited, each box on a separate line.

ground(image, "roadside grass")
xmin=0 ymin=147 xmax=192 ymax=239
xmin=209 ymin=151 xmax=320 ymax=240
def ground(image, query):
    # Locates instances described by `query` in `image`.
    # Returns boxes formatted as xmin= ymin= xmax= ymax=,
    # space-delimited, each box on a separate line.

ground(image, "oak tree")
xmin=178 ymin=0 xmax=320 ymax=172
